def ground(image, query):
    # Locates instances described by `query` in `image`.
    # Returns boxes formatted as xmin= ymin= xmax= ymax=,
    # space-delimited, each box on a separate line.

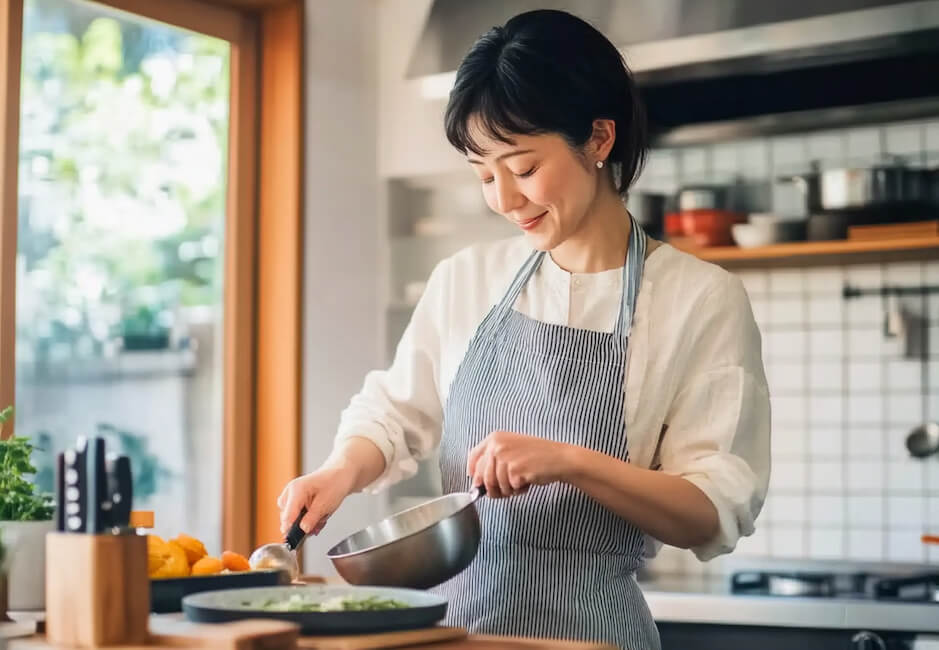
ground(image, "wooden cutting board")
xmin=7 ymin=618 xmax=299 ymax=649
xmin=422 ymin=636 xmax=616 ymax=649
xmin=296 ymin=626 xmax=466 ymax=649
xmin=847 ymin=220 xmax=939 ymax=240
xmin=8 ymin=625 xmax=616 ymax=649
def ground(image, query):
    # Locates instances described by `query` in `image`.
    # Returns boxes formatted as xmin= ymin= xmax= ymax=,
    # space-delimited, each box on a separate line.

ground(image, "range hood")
xmin=409 ymin=0 xmax=939 ymax=144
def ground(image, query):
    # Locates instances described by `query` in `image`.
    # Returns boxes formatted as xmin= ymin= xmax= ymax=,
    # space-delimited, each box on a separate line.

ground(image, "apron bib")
xmin=432 ymin=217 xmax=660 ymax=650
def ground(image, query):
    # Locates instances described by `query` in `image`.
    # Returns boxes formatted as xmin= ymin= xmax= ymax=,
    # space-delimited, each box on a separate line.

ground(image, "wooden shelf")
xmin=673 ymin=237 xmax=939 ymax=268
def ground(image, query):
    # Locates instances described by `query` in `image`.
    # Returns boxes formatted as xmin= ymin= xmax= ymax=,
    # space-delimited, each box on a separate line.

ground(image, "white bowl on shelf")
xmin=731 ymin=223 xmax=776 ymax=248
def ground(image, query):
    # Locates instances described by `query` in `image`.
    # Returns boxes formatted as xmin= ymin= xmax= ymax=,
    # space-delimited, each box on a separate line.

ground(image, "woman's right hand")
xmin=278 ymin=436 xmax=388 ymax=537
xmin=277 ymin=466 xmax=356 ymax=537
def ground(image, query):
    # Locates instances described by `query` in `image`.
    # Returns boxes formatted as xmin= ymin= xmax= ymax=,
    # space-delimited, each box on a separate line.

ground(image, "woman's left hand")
xmin=467 ymin=430 xmax=575 ymax=498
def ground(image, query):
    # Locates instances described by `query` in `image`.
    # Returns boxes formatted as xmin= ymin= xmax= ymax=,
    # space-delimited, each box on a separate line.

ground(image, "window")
xmin=1 ymin=0 xmax=303 ymax=553
xmin=16 ymin=0 xmax=231 ymax=550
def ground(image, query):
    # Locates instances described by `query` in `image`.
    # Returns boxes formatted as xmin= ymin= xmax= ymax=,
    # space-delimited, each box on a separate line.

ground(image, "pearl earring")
xmin=596 ymin=160 xmax=604 ymax=169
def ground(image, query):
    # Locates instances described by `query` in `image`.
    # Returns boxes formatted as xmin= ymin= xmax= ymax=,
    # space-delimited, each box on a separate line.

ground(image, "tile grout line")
xmin=802 ymin=266 xmax=811 ymax=559
xmin=840 ymin=262 xmax=850 ymax=560
xmin=921 ymin=261 xmax=930 ymax=564
xmin=880 ymin=259 xmax=890 ymax=562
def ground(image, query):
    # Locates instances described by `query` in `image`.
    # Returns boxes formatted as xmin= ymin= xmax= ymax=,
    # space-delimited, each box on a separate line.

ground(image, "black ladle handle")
xmin=471 ymin=484 xmax=487 ymax=500
xmin=285 ymin=506 xmax=308 ymax=550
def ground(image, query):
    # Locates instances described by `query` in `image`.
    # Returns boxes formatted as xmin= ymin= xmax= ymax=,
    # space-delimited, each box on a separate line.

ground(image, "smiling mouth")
xmin=515 ymin=211 xmax=547 ymax=229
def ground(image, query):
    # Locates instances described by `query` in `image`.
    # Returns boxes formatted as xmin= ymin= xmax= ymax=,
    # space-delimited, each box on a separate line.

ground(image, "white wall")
xmin=377 ymin=0 xmax=463 ymax=178
xmin=301 ymin=0 xmax=385 ymax=576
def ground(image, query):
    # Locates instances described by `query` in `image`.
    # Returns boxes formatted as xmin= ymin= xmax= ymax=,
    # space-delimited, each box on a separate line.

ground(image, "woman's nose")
xmin=494 ymin=178 xmax=525 ymax=214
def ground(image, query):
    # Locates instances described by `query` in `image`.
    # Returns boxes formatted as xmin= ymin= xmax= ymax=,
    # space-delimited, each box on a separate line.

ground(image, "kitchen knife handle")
xmin=70 ymin=439 xmax=89 ymax=533
xmin=55 ymin=452 xmax=66 ymax=532
xmin=85 ymin=437 xmax=107 ymax=534
xmin=112 ymin=456 xmax=133 ymax=528
xmin=285 ymin=507 xmax=308 ymax=551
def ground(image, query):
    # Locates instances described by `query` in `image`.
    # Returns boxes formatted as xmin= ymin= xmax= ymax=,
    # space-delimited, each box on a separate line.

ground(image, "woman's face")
xmin=466 ymin=122 xmax=604 ymax=251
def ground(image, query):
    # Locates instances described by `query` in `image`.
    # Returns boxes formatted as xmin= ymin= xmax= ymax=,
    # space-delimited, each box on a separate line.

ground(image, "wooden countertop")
xmin=3 ymin=616 xmax=616 ymax=649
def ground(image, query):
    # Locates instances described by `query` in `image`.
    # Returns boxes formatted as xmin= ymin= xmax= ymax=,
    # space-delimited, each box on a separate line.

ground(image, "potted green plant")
xmin=118 ymin=303 xmax=171 ymax=351
xmin=1 ymin=528 xmax=10 ymax=620
xmin=0 ymin=406 xmax=55 ymax=612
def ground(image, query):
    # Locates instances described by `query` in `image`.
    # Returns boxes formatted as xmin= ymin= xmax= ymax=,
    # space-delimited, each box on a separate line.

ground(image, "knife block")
xmin=45 ymin=533 xmax=149 ymax=647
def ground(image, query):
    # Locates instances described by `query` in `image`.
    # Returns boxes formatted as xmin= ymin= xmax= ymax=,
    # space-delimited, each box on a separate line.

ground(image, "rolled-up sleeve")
xmin=658 ymin=273 xmax=771 ymax=561
xmin=334 ymin=259 xmax=450 ymax=493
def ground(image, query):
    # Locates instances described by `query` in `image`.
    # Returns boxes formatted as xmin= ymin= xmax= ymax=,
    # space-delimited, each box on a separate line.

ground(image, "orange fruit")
xmin=191 ymin=556 xmax=224 ymax=576
xmin=174 ymin=534 xmax=207 ymax=565
xmin=221 ymin=551 xmax=251 ymax=572
xmin=147 ymin=536 xmax=168 ymax=575
xmin=150 ymin=540 xmax=190 ymax=578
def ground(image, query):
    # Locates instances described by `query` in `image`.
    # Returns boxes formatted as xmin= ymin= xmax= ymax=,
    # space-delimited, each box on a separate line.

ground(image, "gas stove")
xmin=731 ymin=570 xmax=939 ymax=603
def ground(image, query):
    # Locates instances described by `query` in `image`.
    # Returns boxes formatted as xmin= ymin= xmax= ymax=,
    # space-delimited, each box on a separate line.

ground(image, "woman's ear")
xmin=587 ymin=118 xmax=617 ymax=165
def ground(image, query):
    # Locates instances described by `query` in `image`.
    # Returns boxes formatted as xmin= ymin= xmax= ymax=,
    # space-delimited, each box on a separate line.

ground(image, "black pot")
xmin=632 ymin=192 xmax=666 ymax=238
xmin=820 ymin=160 xmax=932 ymax=209
xmin=807 ymin=213 xmax=850 ymax=241
xmin=778 ymin=162 xmax=822 ymax=215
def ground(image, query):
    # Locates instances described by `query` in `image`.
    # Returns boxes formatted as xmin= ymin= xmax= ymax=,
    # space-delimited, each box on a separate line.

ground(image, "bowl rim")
xmin=325 ymin=494 xmax=478 ymax=560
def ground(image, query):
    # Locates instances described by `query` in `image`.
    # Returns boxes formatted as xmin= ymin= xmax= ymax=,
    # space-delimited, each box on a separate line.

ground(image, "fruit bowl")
xmin=147 ymin=532 xmax=289 ymax=612
xmin=151 ymin=568 xmax=290 ymax=613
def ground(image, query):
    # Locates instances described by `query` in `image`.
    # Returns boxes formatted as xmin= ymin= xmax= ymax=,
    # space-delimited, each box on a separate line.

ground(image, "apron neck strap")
xmin=492 ymin=248 xmax=545 ymax=320
xmin=493 ymin=216 xmax=648 ymax=338
xmin=614 ymin=215 xmax=647 ymax=338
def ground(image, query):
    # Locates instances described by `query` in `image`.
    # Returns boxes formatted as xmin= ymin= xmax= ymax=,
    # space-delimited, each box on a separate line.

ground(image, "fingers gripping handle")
xmin=285 ymin=506 xmax=308 ymax=551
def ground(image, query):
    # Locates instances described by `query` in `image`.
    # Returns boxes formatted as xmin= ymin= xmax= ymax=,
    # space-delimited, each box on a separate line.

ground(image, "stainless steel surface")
xmin=640 ymin=578 xmax=939 ymax=633
xmin=906 ymin=422 xmax=939 ymax=458
xmin=653 ymin=97 xmax=939 ymax=147
xmin=408 ymin=0 xmax=939 ymax=78
xmin=412 ymin=1 xmax=939 ymax=143
xmin=852 ymin=631 xmax=888 ymax=650
xmin=779 ymin=158 xmax=939 ymax=212
xmin=248 ymin=543 xmax=300 ymax=582
xmin=767 ymin=574 xmax=832 ymax=597
xmin=779 ymin=164 xmax=823 ymax=216
xmin=327 ymin=488 xmax=484 ymax=589
xmin=906 ymin=342 xmax=938 ymax=458
xmin=819 ymin=162 xmax=933 ymax=210
xmin=248 ymin=508 xmax=307 ymax=581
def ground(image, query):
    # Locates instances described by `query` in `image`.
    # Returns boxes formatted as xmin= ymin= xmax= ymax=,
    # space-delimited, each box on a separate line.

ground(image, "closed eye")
xmin=515 ymin=167 xmax=536 ymax=178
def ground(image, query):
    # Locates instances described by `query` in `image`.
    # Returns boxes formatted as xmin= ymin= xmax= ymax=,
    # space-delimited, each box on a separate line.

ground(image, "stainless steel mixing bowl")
xmin=327 ymin=486 xmax=486 ymax=589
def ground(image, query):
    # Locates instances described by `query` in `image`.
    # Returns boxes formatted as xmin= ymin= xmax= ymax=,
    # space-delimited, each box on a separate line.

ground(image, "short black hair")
xmin=444 ymin=9 xmax=647 ymax=196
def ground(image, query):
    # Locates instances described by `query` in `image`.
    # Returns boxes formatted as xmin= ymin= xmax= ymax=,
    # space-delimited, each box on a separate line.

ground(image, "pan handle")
xmin=470 ymin=484 xmax=487 ymax=501
xmin=285 ymin=507 xmax=308 ymax=550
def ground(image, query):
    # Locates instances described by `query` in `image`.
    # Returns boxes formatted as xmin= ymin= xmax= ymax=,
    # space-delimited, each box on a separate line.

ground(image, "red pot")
xmin=680 ymin=209 xmax=745 ymax=247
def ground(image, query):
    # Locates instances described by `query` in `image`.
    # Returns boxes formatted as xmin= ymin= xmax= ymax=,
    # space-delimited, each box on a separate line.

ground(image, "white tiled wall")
xmin=651 ymin=259 xmax=939 ymax=576
xmin=641 ymin=117 xmax=939 ymax=575
xmin=749 ymin=261 xmax=939 ymax=565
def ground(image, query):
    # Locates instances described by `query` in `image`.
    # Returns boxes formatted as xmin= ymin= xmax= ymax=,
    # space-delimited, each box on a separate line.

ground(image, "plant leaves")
xmin=0 ymin=431 xmax=54 ymax=521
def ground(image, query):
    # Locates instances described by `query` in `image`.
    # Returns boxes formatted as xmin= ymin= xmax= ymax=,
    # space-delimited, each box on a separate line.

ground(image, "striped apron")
xmin=432 ymin=217 xmax=660 ymax=650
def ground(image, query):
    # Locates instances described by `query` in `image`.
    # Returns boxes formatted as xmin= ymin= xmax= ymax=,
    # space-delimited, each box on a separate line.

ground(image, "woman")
xmin=279 ymin=9 xmax=770 ymax=649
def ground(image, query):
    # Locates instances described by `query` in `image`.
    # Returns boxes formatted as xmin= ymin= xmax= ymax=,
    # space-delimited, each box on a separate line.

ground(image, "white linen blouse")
xmin=334 ymin=236 xmax=771 ymax=561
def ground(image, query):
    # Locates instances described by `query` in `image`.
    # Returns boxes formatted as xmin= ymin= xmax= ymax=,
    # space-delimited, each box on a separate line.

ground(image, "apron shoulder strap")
xmin=614 ymin=216 xmax=647 ymax=338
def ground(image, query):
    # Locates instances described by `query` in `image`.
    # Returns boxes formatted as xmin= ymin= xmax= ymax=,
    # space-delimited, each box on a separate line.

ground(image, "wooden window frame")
xmin=0 ymin=0 xmax=302 ymax=555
